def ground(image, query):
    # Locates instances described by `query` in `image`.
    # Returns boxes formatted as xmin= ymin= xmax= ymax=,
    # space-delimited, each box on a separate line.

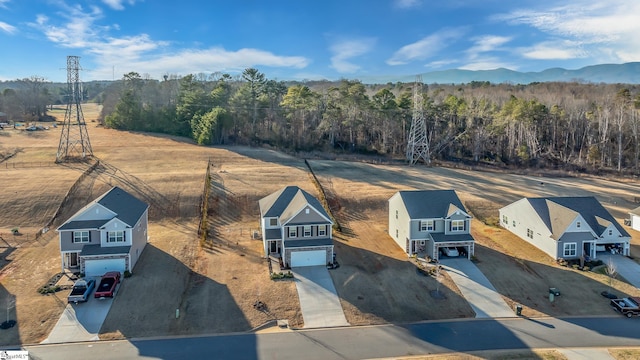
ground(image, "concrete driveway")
xmin=41 ymin=284 xmax=118 ymax=343
xmin=598 ymin=254 xmax=640 ymax=288
xmin=439 ymin=257 xmax=516 ymax=318
xmin=291 ymin=266 xmax=349 ymax=328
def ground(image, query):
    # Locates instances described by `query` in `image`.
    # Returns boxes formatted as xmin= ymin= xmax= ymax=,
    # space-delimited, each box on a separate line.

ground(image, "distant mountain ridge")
xmin=365 ymin=62 xmax=640 ymax=85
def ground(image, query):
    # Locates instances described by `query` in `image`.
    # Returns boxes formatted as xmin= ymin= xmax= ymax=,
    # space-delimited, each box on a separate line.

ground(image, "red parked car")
xmin=94 ymin=271 xmax=121 ymax=298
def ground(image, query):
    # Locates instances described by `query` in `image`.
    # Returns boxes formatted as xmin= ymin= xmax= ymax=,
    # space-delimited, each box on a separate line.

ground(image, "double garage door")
xmin=290 ymin=250 xmax=326 ymax=267
xmin=85 ymin=258 xmax=126 ymax=277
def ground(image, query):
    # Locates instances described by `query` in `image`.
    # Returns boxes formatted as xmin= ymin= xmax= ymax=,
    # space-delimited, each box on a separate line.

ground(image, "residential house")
xmin=628 ymin=206 xmax=640 ymax=232
xmin=258 ymin=186 xmax=334 ymax=268
xmin=499 ymin=196 xmax=630 ymax=260
xmin=57 ymin=186 xmax=149 ymax=277
xmin=388 ymin=190 xmax=475 ymax=261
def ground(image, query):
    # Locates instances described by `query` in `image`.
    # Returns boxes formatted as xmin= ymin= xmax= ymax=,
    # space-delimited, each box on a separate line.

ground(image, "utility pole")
xmin=406 ymin=75 xmax=430 ymax=165
xmin=56 ymin=56 xmax=93 ymax=162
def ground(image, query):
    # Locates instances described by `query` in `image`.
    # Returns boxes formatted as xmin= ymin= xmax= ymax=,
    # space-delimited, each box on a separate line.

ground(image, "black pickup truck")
xmin=610 ymin=297 xmax=640 ymax=318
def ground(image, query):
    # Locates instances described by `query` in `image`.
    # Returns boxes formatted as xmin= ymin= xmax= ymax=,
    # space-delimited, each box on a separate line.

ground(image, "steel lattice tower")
xmin=56 ymin=56 xmax=93 ymax=162
xmin=406 ymin=75 xmax=430 ymax=165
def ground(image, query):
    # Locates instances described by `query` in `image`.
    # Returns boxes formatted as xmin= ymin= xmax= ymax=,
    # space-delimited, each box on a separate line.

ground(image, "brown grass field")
xmin=1 ymin=103 xmax=640 ymax=349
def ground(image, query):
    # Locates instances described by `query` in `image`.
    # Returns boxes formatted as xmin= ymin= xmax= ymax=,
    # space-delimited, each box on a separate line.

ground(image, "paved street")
xmin=21 ymin=316 xmax=640 ymax=360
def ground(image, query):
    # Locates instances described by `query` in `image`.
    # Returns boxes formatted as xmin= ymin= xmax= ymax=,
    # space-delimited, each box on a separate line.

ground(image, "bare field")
xmin=2 ymin=103 xmax=640 ymax=346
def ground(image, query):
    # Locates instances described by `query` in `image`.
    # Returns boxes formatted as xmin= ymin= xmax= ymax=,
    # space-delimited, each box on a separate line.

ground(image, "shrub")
xmin=124 ymin=270 xmax=132 ymax=278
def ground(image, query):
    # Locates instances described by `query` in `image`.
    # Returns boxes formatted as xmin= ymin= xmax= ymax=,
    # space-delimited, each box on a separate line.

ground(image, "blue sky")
xmin=1 ymin=0 xmax=639 ymax=82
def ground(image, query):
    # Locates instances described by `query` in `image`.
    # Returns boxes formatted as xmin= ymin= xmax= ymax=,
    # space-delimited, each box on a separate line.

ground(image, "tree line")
xmin=2 ymin=70 xmax=640 ymax=174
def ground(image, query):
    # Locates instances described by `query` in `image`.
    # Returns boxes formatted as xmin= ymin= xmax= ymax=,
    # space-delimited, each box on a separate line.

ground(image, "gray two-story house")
xmin=388 ymin=189 xmax=475 ymax=261
xmin=259 ymin=186 xmax=334 ymax=268
xmin=499 ymin=196 xmax=630 ymax=260
xmin=56 ymin=186 xmax=149 ymax=277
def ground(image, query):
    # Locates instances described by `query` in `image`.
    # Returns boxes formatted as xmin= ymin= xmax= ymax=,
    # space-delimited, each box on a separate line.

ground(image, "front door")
xmin=68 ymin=252 xmax=79 ymax=268
xmin=270 ymin=241 xmax=277 ymax=254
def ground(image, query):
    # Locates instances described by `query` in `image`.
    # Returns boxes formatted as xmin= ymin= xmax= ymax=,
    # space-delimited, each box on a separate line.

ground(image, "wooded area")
xmin=2 ymin=69 xmax=640 ymax=174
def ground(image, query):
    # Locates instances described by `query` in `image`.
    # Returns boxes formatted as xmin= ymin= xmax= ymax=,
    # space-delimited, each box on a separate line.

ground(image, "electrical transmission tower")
xmin=56 ymin=56 xmax=93 ymax=162
xmin=406 ymin=75 xmax=430 ymax=165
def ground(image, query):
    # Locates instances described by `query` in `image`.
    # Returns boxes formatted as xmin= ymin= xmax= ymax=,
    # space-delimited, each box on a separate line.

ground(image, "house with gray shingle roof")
xmin=499 ymin=197 xmax=630 ymax=260
xmin=57 ymin=186 xmax=149 ymax=277
xmin=388 ymin=190 xmax=475 ymax=261
xmin=258 ymin=186 xmax=334 ymax=268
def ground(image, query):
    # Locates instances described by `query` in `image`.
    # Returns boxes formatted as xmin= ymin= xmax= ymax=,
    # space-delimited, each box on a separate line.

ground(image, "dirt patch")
xmin=3 ymin=103 xmax=640 ymax=346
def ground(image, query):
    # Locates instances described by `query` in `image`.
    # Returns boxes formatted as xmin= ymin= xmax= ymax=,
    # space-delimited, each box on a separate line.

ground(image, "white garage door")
xmin=290 ymin=250 xmax=326 ymax=267
xmin=85 ymin=258 xmax=126 ymax=277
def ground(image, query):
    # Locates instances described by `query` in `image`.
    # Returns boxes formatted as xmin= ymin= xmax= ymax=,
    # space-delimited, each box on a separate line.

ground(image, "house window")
xmin=512 ymin=220 xmax=516 ymax=227
xmin=576 ymin=221 xmax=581 ymax=228
xmin=451 ymin=220 xmax=464 ymax=231
xmin=502 ymin=215 xmax=508 ymax=224
xmin=608 ymin=229 xmax=613 ymax=236
xmin=395 ymin=229 xmax=398 ymax=238
xmin=318 ymin=225 xmax=326 ymax=236
xmin=73 ymin=231 xmax=89 ymax=243
xmin=269 ymin=218 xmax=277 ymax=226
xmin=420 ymin=220 xmax=434 ymax=231
xmin=107 ymin=231 xmax=125 ymax=243
xmin=288 ymin=227 xmax=297 ymax=238
xmin=303 ymin=226 xmax=312 ymax=237
xmin=563 ymin=243 xmax=577 ymax=257
xmin=526 ymin=228 xmax=533 ymax=239
xmin=395 ymin=210 xmax=398 ymax=219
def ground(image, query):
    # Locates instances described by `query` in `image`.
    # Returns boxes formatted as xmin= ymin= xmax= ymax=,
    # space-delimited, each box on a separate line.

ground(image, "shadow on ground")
xmin=100 ymin=244 xmax=251 ymax=339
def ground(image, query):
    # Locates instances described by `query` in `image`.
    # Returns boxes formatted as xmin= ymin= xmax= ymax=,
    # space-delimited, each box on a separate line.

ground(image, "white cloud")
xmin=0 ymin=21 xmax=16 ymax=34
xmin=497 ymin=0 xmax=640 ymax=63
xmin=387 ymin=28 xmax=464 ymax=65
xmin=0 ymin=0 xmax=9 ymax=9
xmin=521 ymin=41 xmax=587 ymax=60
xmin=393 ymin=0 xmax=421 ymax=9
xmin=459 ymin=59 xmax=518 ymax=71
xmin=92 ymin=48 xmax=310 ymax=80
xmin=102 ymin=0 xmax=137 ymax=11
xmin=329 ymin=38 xmax=376 ymax=73
xmin=29 ymin=2 xmax=309 ymax=80
xmin=467 ymin=35 xmax=512 ymax=57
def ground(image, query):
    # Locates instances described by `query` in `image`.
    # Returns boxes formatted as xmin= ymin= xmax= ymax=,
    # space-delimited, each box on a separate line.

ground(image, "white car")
xmin=440 ymin=247 xmax=459 ymax=257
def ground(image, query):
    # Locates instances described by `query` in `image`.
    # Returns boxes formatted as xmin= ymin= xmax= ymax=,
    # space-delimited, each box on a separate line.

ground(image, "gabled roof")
xmin=396 ymin=190 xmax=469 ymax=219
xmin=259 ymin=186 xmax=331 ymax=223
xmin=58 ymin=186 xmax=148 ymax=231
xmin=94 ymin=186 xmax=148 ymax=227
xmin=526 ymin=197 xmax=629 ymax=239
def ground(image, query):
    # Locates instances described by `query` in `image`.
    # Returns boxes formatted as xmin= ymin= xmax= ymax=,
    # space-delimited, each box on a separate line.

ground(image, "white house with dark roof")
xmin=499 ymin=196 xmax=630 ymax=260
xmin=259 ymin=186 xmax=334 ymax=268
xmin=57 ymin=186 xmax=149 ymax=277
xmin=388 ymin=189 xmax=475 ymax=261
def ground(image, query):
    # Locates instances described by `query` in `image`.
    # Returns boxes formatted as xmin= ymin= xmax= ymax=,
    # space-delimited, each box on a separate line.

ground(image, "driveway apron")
xmin=439 ymin=258 xmax=516 ymax=318
xmin=41 ymin=285 xmax=117 ymax=343
xmin=598 ymin=254 xmax=640 ymax=288
xmin=291 ymin=266 xmax=350 ymax=328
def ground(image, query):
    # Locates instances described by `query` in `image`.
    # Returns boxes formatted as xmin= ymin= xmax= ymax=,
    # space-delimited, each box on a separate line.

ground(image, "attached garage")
xmin=84 ymin=258 xmax=126 ymax=277
xmin=290 ymin=250 xmax=327 ymax=267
